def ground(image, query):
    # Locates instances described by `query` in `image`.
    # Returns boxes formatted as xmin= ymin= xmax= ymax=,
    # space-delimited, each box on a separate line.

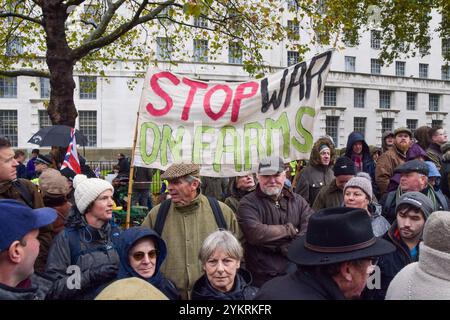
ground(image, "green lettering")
xmin=265 ymin=112 xmax=290 ymax=157
xmin=292 ymin=106 xmax=315 ymax=152
xmin=160 ymin=125 xmax=184 ymax=166
xmin=193 ymin=125 xmax=215 ymax=165
xmin=213 ymin=126 xmax=242 ymax=172
xmin=243 ymin=122 xmax=265 ymax=170
xmin=139 ymin=122 xmax=161 ymax=164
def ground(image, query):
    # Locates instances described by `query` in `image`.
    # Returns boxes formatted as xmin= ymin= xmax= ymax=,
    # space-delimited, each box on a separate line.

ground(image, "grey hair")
xmin=198 ymin=230 xmax=243 ymax=265
xmin=184 ymin=175 xmax=201 ymax=185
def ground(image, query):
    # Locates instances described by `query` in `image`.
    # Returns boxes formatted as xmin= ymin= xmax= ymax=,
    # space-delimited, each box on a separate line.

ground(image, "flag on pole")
xmin=61 ymin=128 xmax=81 ymax=174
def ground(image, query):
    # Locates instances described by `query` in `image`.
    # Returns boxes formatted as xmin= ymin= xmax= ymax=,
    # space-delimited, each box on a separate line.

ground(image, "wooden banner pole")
xmin=125 ymin=112 xmax=140 ymax=229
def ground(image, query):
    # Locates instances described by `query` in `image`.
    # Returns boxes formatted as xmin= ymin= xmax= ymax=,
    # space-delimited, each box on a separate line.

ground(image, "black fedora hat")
xmin=288 ymin=207 xmax=395 ymax=266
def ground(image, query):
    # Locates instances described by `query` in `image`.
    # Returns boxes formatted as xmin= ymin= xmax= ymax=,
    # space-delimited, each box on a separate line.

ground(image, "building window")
xmin=40 ymin=78 xmax=50 ymax=99
xmin=79 ymin=76 xmax=97 ymax=100
xmin=0 ymin=110 xmax=18 ymax=147
xmin=354 ymin=89 xmax=365 ymax=108
xmin=325 ymin=116 xmax=339 ymax=146
xmin=371 ymin=59 xmax=381 ymax=74
xmin=419 ymin=63 xmax=428 ymax=78
xmin=287 ymin=51 xmax=299 ymax=66
xmin=382 ymin=118 xmax=394 ymax=134
xmin=429 ymin=94 xmax=440 ymax=111
xmin=38 ymin=110 xmax=52 ymax=129
xmin=406 ymin=92 xmax=417 ymax=111
xmin=419 ymin=36 xmax=430 ymax=56
xmin=442 ymin=65 xmax=450 ymax=81
xmin=345 ymin=56 xmax=356 ymax=72
xmin=354 ymin=117 xmax=366 ymax=137
xmin=379 ymin=90 xmax=391 ymax=109
xmin=193 ymin=16 xmax=208 ymax=28
xmin=371 ymin=30 xmax=381 ymax=49
xmin=395 ymin=61 xmax=405 ymax=77
xmin=0 ymin=76 xmax=17 ymax=98
xmin=323 ymin=87 xmax=337 ymax=106
xmin=156 ymin=37 xmax=172 ymax=60
xmin=406 ymin=119 xmax=418 ymax=136
xmin=442 ymin=38 xmax=450 ymax=57
xmin=78 ymin=111 xmax=97 ymax=147
xmin=228 ymin=42 xmax=243 ymax=64
xmin=287 ymin=20 xmax=300 ymax=40
xmin=432 ymin=120 xmax=443 ymax=128
xmin=5 ymin=37 xmax=23 ymax=56
xmin=193 ymin=39 xmax=208 ymax=62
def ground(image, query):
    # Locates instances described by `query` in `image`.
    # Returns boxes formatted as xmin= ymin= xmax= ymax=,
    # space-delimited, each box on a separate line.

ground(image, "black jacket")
xmin=0 ymin=273 xmax=54 ymax=300
xmin=364 ymin=221 xmax=418 ymax=300
xmin=44 ymin=207 xmax=120 ymax=300
xmin=192 ymin=269 xmax=258 ymax=300
xmin=255 ymin=269 xmax=345 ymax=300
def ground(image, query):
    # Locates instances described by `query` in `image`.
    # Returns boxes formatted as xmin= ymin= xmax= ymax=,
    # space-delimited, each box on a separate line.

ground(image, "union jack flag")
xmin=60 ymin=128 xmax=81 ymax=174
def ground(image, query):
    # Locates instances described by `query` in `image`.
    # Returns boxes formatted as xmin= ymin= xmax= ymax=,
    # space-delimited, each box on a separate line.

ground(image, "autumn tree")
xmin=0 ymin=0 xmax=448 ymax=127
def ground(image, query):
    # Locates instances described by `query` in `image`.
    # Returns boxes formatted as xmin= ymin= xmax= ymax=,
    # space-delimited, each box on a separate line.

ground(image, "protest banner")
xmin=133 ymin=50 xmax=333 ymax=177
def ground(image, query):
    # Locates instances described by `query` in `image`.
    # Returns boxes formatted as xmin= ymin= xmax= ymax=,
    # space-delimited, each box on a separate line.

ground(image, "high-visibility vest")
xmin=151 ymin=170 xmax=162 ymax=194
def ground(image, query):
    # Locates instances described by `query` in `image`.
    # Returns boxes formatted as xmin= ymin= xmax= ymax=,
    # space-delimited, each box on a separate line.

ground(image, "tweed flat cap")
xmin=39 ymin=168 xmax=70 ymax=196
xmin=160 ymin=163 xmax=200 ymax=180
xmin=394 ymin=127 xmax=412 ymax=137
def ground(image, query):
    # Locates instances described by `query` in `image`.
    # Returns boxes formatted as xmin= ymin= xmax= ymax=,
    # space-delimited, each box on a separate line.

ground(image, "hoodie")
xmin=116 ymin=226 xmax=180 ymax=300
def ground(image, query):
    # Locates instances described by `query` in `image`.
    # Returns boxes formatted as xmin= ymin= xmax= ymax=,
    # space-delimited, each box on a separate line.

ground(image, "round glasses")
xmin=132 ymin=249 xmax=159 ymax=261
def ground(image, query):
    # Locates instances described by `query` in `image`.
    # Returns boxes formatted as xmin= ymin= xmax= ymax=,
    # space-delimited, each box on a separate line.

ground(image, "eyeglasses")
xmin=132 ymin=249 xmax=159 ymax=261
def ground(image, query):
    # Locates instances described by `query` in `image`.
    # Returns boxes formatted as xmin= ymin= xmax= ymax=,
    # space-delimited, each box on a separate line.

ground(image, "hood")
xmin=229 ymin=176 xmax=256 ymax=199
xmin=309 ymin=137 xmax=336 ymax=167
xmin=345 ymin=132 xmax=370 ymax=158
xmin=192 ymin=268 xmax=253 ymax=300
xmin=116 ymin=226 xmax=167 ymax=286
xmin=406 ymin=143 xmax=428 ymax=161
xmin=382 ymin=131 xmax=394 ymax=151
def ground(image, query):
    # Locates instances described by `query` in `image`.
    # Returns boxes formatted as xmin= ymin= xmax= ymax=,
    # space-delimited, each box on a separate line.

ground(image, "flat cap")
xmin=394 ymin=159 xmax=429 ymax=176
xmin=394 ymin=127 xmax=412 ymax=137
xmin=160 ymin=163 xmax=200 ymax=180
xmin=39 ymin=168 xmax=70 ymax=196
xmin=258 ymin=155 xmax=285 ymax=175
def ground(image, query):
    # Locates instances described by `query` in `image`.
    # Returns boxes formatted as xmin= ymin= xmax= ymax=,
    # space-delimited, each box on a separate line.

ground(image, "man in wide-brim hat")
xmin=255 ymin=207 xmax=395 ymax=300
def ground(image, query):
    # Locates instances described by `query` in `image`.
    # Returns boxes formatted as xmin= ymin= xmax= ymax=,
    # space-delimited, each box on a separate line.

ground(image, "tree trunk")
xmin=41 ymin=1 xmax=77 ymax=127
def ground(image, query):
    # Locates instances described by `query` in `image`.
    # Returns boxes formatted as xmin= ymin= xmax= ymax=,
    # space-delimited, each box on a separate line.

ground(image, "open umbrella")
xmin=28 ymin=125 xmax=88 ymax=147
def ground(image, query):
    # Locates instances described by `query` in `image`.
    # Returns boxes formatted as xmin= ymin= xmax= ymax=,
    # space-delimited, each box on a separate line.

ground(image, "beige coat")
xmin=141 ymin=193 xmax=240 ymax=300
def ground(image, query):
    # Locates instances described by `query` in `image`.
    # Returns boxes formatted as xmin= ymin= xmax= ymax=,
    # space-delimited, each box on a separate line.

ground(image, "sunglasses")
xmin=132 ymin=249 xmax=159 ymax=261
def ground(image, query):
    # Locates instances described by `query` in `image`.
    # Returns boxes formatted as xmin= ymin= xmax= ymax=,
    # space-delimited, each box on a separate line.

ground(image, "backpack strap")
xmin=154 ymin=199 xmax=172 ymax=236
xmin=12 ymin=179 xmax=34 ymax=208
xmin=207 ymin=196 xmax=227 ymax=230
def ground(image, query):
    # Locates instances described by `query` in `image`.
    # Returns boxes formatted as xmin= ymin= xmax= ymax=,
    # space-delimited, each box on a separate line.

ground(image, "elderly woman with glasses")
xmin=114 ymin=226 xmax=180 ymax=300
xmin=192 ymin=230 xmax=258 ymax=300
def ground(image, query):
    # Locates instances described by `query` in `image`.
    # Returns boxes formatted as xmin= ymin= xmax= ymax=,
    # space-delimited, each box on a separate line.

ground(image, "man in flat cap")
xmin=376 ymin=127 xmax=412 ymax=197
xmin=255 ymin=207 xmax=395 ymax=300
xmin=380 ymin=159 xmax=449 ymax=224
xmin=237 ymin=155 xmax=314 ymax=287
xmin=141 ymin=163 xmax=240 ymax=299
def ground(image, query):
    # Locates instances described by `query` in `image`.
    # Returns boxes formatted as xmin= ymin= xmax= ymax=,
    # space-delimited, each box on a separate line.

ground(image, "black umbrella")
xmin=28 ymin=125 xmax=88 ymax=147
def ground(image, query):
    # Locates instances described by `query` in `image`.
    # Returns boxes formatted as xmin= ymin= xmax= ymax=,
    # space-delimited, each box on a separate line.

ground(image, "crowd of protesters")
xmin=1 ymin=124 xmax=450 ymax=300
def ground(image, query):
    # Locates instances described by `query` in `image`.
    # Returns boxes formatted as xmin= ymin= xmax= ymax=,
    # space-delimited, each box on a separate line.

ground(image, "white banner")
xmin=134 ymin=50 xmax=333 ymax=177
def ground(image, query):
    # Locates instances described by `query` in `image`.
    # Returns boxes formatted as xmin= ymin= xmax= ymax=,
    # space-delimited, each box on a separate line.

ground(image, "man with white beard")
xmin=236 ymin=156 xmax=314 ymax=287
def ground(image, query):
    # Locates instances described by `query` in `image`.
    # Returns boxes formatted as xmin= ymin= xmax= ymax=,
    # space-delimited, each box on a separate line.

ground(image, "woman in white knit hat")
xmin=45 ymin=175 xmax=121 ymax=300
xmin=343 ymin=172 xmax=391 ymax=237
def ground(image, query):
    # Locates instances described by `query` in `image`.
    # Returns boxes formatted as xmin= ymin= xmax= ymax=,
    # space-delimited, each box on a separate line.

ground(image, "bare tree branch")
xmin=0 ymin=12 xmax=43 ymax=25
xmin=0 ymin=69 xmax=49 ymax=78
xmin=71 ymin=0 xmax=175 ymax=60
xmin=87 ymin=0 xmax=126 ymax=41
xmin=64 ymin=0 xmax=87 ymax=7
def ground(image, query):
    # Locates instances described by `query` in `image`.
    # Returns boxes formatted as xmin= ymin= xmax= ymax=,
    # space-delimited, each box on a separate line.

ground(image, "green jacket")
xmin=141 ymin=193 xmax=241 ymax=300
xmin=311 ymin=179 xmax=344 ymax=211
